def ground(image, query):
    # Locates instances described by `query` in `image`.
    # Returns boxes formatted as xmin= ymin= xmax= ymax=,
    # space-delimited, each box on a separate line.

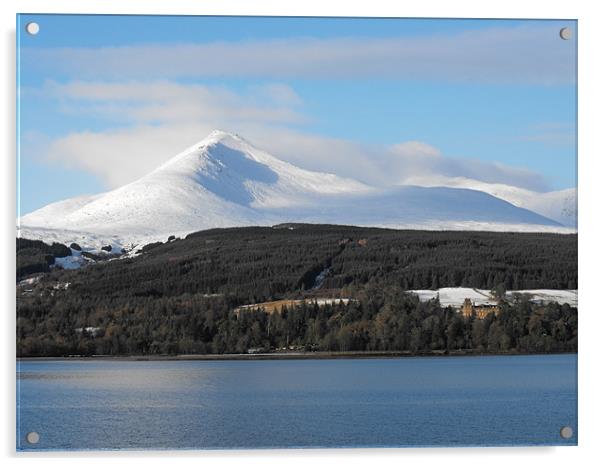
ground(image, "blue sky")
xmin=17 ymin=15 xmax=577 ymax=215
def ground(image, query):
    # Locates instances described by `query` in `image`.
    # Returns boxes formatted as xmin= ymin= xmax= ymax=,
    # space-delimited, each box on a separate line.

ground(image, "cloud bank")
xmin=23 ymin=24 xmax=575 ymax=85
xmin=30 ymin=80 xmax=550 ymax=192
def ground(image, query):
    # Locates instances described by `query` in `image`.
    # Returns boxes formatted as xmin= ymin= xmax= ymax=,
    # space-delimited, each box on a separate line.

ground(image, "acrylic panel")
xmin=16 ymin=14 xmax=577 ymax=451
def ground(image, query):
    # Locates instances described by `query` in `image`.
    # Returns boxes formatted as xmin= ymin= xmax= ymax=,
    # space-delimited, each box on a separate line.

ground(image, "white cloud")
xmin=23 ymin=24 xmax=575 ymax=85
xmin=390 ymin=141 xmax=441 ymax=158
xmin=48 ymin=80 xmax=306 ymax=125
xmin=26 ymin=80 xmax=550 ymax=192
xmin=46 ymin=124 xmax=216 ymax=188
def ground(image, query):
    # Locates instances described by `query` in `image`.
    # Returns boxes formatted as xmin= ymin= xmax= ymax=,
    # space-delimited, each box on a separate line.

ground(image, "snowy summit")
xmin=19 ymin=130 xmax=575 ymax=250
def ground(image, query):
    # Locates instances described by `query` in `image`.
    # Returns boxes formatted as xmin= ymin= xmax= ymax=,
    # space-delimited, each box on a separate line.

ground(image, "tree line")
xmin=17 ymin=284 xmax=577 ymax=357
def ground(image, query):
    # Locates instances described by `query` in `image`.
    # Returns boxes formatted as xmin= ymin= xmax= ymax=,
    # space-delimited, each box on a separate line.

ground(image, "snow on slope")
xmin=18 ymin=225 xmax=128 ymax=253
xmin=405 ymin=176 xmax=577 ymax=228
xmin=153 ymin=130 xmax=371 ymax=207
xmin=411 ymin=287 xmax=577 ymax=307
xmin=18 ymin=193 xmax=103 ymax=229
xmin=53 ymin=248 xmax=94 ymax=270
xmin=19 ymin=130 xmax=574 ymax=249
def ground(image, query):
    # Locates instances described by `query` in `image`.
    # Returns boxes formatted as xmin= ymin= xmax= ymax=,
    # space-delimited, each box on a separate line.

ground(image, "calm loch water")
xmin=17 ymin=354 xmax=577 ymax=450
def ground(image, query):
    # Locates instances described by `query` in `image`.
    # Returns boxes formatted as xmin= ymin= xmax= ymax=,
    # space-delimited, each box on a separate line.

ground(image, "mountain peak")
xmin=210 ymin=129 xmax=237 ymax=137
xmin=199 ymin=129 xmax=257 ymax=151
xmin=145 ymin=129 xmax=370 ymax=206
xmin=204 ymin=129 xmax=240 ymax=143
xmin=151 ymin=130 xmax=250 ymax=174
xmin=189 ymin=129 xmax=259 ymax=158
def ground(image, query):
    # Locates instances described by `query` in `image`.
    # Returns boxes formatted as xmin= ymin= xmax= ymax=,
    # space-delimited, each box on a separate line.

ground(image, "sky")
xmin=17 ymin=15 xmax=577 ymax=215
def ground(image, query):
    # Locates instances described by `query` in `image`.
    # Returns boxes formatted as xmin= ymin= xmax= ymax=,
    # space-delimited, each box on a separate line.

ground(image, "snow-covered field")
xmin=410 ymin=287 xmax=577 ymax=308
xmin=19 ymin=130 xmax=575 ymax=251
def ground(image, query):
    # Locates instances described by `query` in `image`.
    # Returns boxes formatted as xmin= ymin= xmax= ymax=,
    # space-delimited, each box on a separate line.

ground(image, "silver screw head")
xmin=26 ymin=431 xmax=40 ymax=444
xmin=25 ymin=22 xmax=40 ymax=35
xmin=559 ymin=27 xmax=572 ymax=40
xmin=560 ymin=426 xmax=573 ymax=439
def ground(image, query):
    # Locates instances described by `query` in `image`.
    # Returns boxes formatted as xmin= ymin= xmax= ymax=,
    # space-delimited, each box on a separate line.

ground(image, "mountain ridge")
xmin=404 ymin=175 xmax=576 ymax=228
xmin=19 ymin=130 xmax=574 ymax=251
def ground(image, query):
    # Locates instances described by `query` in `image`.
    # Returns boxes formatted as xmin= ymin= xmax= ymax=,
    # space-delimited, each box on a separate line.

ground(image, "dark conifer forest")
xmin=16 ymin=238 xmax=71 ymax=280
xmin=16 ymin=225 xmax=577 ymax=357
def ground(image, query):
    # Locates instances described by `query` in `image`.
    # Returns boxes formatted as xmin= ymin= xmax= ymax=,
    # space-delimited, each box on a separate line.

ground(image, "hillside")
xmin=17 ymin=225 xmax=577 ymax=356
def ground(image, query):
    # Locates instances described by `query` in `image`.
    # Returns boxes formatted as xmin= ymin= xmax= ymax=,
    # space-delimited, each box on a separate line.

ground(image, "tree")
xmin=491 ymin=283 xmax=507 ymax=302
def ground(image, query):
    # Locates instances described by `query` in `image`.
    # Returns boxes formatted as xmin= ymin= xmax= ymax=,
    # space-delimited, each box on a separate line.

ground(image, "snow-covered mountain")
xmin=19 ymin=130 xmax=574 ymax=250
xmin=404 ymin=176 xmax=577 ymax=228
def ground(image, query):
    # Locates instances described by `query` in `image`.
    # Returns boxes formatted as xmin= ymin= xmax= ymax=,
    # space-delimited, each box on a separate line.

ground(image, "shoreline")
xmin=17 ymin=350 xmax=577 ymax=362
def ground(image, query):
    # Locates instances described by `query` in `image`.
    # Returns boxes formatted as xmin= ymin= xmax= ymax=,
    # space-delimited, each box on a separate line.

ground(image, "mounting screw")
xmin=560 ymin=426 xmax=573 ymax=439
xmin=25 ymin=22 xmax=40 ymax=35
xmin=559 ymin=27 xmax=572 ymax=40
xmin=26 ymin=431 xmax=40 ymax=444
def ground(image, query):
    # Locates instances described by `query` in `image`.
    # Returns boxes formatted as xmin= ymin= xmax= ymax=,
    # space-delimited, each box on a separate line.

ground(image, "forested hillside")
xmin=16 ymin=238 xmax=71 ymax=280
xmin=16 ymin=224 xmax=577 ymax=356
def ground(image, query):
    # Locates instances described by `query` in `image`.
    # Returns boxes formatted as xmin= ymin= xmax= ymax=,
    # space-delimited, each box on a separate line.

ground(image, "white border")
xmin=3 ymin=1 xmax=601 ymax=465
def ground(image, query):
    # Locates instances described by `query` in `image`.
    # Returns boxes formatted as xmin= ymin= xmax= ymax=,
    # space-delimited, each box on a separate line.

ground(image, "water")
xmin=16 ymin=354 xmax=577 ymax=450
